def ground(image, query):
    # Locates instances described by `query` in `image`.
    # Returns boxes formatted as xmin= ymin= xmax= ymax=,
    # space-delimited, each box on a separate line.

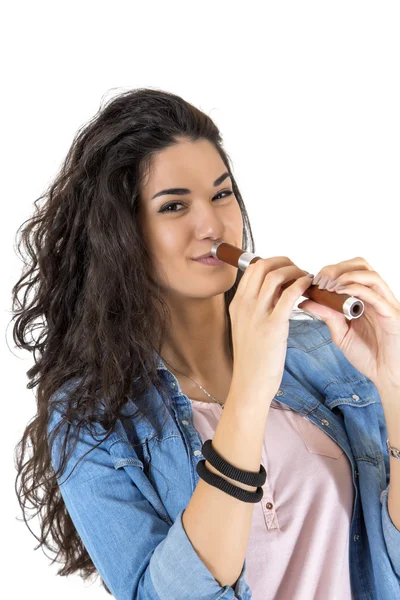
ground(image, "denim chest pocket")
xmin=291 ymin=413 xmax=344 ymax=459
xmin=321 ymin=380 xmax=385 ymax=463
xmin=109 ymin=438 xmax=149 ymax=473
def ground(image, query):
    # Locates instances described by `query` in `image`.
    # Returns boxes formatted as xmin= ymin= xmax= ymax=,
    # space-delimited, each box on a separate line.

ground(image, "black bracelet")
xmin=195 ymin=439 xmax=266 ymax=504
xmin=202 ymin=439 xmax=267 ymax=487
xmin=196 ymin=460 xmax=264 ymax=503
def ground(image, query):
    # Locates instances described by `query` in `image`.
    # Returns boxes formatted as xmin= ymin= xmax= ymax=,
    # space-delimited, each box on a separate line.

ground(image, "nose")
xmin=193 ymin=200 xmax=225 ymax=224
xmin=194 ymin=208 xmax=225 ymax=239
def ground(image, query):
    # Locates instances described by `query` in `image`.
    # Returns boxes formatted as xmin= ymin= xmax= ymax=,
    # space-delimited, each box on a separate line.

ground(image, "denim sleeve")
xmin=152 ymin=508 xmax=252 ymax=600
xmin=47 ymin=403 xmax=252 ymax=600
xmin=380 ymin=484 xmax=400 ymax=579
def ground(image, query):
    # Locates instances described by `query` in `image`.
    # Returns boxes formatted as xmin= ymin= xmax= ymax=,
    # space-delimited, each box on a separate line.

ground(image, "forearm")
xmin=378 ymin=386 xmax=400 ymax=531
xmin=182 ymin=386 xmax=271 ymax=588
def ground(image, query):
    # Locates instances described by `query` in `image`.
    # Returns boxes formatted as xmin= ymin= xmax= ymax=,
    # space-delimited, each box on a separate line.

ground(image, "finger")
xmin=334 ymin=284 xmax=395 ymax=318
xmin=331 ymin=270 xmax=400 ymax=307
xmin=275 ymin=274 xmax=314 ymax=313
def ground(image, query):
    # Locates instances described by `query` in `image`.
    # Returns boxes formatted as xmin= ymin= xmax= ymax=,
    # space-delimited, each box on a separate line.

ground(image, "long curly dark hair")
xmin=11 ymin=87 xmax=319 ymax=594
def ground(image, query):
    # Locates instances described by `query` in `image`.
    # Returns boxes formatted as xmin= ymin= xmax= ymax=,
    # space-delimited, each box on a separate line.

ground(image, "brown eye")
xmin=159 ymin=190 xmax=233 ymax=213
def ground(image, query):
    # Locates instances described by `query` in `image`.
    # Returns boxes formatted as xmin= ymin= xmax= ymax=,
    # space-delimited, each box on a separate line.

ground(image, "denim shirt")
xmin=48 ymin=318 xmax=400 ymax=600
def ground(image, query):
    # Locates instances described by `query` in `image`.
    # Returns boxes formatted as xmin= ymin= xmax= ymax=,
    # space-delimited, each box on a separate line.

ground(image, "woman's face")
xmin=138 ymin=138 xmax=243 ymax=301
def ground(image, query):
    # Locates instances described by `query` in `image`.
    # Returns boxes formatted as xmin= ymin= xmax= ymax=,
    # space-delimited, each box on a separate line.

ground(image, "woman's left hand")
xmin=298 ymin=257 xmax=400 ymax=394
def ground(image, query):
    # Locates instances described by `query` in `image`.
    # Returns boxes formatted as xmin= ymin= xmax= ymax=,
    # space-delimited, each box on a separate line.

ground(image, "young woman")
xmin=12 ymin=88 xmax=400 ymax=599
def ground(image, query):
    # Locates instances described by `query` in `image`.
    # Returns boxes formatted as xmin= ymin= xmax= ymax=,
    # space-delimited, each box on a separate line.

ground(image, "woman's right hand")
xmin=228 ymin=257 xmax=314 ymax=402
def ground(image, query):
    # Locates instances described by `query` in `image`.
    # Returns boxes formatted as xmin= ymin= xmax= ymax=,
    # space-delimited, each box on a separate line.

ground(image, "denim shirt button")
xmin=321 ymin=419 xmax=330 ymax=426
xmin=352 ymin=394 xmax=360 ymax=401
xmin=354 ymin=534 xmax=360 ymax=541
xmin=194 ymin=450 xmax=202 ymax=456
xmin=181 ymin=420 xmax=189 ymax=426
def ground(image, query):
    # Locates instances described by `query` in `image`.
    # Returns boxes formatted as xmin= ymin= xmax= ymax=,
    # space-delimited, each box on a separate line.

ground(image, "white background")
xmin=2 ymin=1 xmax=399 ymax=598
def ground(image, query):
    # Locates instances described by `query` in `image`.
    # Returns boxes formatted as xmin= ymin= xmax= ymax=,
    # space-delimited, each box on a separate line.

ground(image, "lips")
xmin=193 ymin=254 xmax=212 ymax=260
xmin=192 ymin=256 xmax=225 ymax=265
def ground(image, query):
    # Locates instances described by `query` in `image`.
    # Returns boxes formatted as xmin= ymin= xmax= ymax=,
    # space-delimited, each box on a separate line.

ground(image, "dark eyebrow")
xmin=151 ymin=172 xmax=231 ymax=201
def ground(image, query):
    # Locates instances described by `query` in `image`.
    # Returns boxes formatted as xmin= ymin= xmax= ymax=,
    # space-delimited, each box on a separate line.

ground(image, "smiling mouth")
xmin=191 ymin=256 xmax=225 ymax=265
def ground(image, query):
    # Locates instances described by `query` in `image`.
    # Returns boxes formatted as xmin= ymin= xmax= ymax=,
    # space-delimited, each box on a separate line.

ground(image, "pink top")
xmin=189 ymin=397 xmax=354 ymax=600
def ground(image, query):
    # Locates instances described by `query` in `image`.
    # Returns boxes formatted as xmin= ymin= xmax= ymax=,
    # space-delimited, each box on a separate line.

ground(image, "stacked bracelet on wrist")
xmin=196 ymin=439 xmax=266 ymax=503
xmin=197 ymin=438 xmax=400 ymax=504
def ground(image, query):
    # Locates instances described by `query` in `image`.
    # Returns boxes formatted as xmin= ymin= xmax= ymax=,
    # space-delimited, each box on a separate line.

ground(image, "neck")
xmin=159 ymin=294 xmax=233 ymax=381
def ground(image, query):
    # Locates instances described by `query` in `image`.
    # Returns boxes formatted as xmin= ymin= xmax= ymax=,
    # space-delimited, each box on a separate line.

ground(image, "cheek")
xmin=147 ymin=221 xmax=179 ymax=252
xmin=159 ymin=228 xmax=186 ymax=257
xmin=229 ymin=204 xmax=244 ymax=240
xmin=151 ymin=231 xmax=187 ymax=275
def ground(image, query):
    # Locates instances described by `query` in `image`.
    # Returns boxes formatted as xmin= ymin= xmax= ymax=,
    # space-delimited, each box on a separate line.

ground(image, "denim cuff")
xmin=149 ymin=508 xmax=252 ymax=599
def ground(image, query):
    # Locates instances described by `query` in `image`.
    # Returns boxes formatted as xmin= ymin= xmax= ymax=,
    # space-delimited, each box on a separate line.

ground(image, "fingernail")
xmin=312 ymin=274 xmax=322 ymax=285
xmin=318 ymin=276 xmax=330 ymax=290
xmin=326 ymin=278 xmax=339 ymax=290
xmin=306 ymin=273 xmax=315 ymax=278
